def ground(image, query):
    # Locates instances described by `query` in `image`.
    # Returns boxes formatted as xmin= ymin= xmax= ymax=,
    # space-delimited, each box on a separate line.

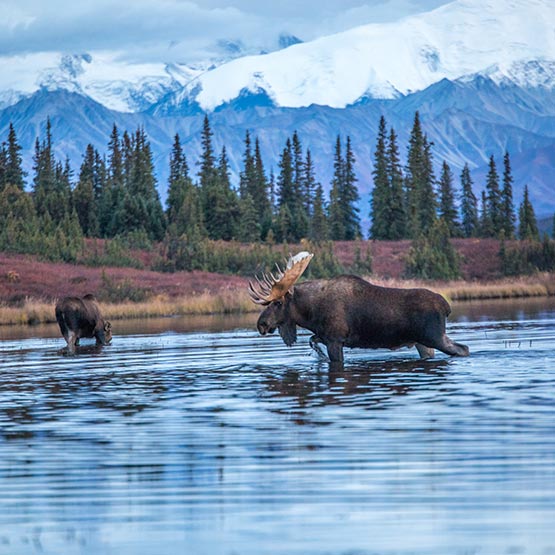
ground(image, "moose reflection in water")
xmin=249 ymin=251 xmax=469 ymax=363
xmin=263 ymin=358 xmax=451 ymax=415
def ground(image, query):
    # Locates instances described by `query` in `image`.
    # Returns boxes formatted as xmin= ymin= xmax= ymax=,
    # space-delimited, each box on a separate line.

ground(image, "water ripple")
xmin=1 ymin=304 xmax=555 ymax=554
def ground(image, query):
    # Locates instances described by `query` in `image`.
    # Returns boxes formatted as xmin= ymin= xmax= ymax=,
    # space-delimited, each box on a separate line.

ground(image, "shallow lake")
xmin=1 ymin=298 xmax=555 ymax=555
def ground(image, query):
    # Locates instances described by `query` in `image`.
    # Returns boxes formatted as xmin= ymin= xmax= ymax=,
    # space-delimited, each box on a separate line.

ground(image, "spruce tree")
xmin=328 ymin=135 xmax=345 ymax=240
xmin=122 ymin=131 xmax=133 ymax=185
xmin=238 ymin=192 xmax=260 ymax=242
xmin=198 ymin=115 xmax=217 ymax=190
xmin=292 ymin=131 xmax=304 ymax=197
xmin=405 ymin=111 xmax=426 ymax=238
xmin=277 ymin=203 xmax=293 ymax=244
xmin=501 ymin=151 xmax=516 ymax=238
xmin=239 ymin=130 xmax=255 ymax=198
xmin=166 ymin=134 xmax=206 ymax=240
xmin=32 ymin=120 xmax=55 ymax=218
xmin=93 ymin=150 xmax=107 ymax=232
xmin=460 ymin=164 xmax=479 ymax=238
xmin=0 ymin=143 xmax=7 ymax=192
xmin=387 ymin=127 xmax=406 ymax=240
xmin=212 ymin=146 xmax=240 ymax=240
xmin=5 ymin=123 xmax=25 ymax=190
xmin=370 ymin=115 xmax=390 ymax=239
xmin=310 ymin=183 xmax=328 ymax=242
xmin=479 ymin=190 xmax=494 ymax=238
xmin=268 ymin=169 xmax=276 ymax=214
xmin=198 ymin=115 xmax=233 ymax=240
xmin=73 ymin=144 xmax=100 ymax=236
xmin=405 ymin=112 xmax=437 ymax=237
xmin=342 ymin=136 xmax=361 ymax=240
xmin=303 ymin=148 xmax=317 ymax=219
xmin=291 ymin=131 xmax=309 ymax=238
xmin=404 ymin=218 xmax=461 ymax=280
xmin=438 ymin=160 xmax=460 ymax=237
xmin=275 ymin=138 xmax=296 ymax=242
xmin=240 ymin=133 xmax=271 ymax=239
xmin=518 ymin=185 xmax=539 ymax=240
xmin=0 ymin=184 xmax=39 ymax=253
xmin=32 ymin=120 xmax=72 ymax=225
xmin=253 ymin=138 xmax=272 ymax=239
xmin=172 ymin=184 xmax=206 ymax=239
xmin=418 ymin=138 xmax=438 ymax=235
xmin=101 ymin=124 xmax=124 ymax=237
xmin=485 ymin=155 xmax=503 ymax=237
xmin=124 ymin=127 xmax=166 ymax=240
xmin=166 ymin=133 xmax=192 ymax=225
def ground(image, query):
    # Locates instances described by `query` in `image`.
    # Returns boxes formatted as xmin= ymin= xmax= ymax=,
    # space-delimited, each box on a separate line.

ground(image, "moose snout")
xmin=257 ymin=319 xmax=275 ymax=335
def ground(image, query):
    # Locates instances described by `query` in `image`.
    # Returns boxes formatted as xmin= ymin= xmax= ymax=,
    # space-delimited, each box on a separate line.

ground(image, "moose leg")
xmin=309 ymin=335 xmax=327 ymax=358
xmin=432 ymin=334 xmax=470 ymax=357
xmin=416 ymin=343 xmax=435 ymax=359
xmin=66 ymin=331 xmax=78 ymax=355
xmin=421 ymin=313 xmax=470 ymax=357
xmin=326 ymin=341 xmax=344 ymax=364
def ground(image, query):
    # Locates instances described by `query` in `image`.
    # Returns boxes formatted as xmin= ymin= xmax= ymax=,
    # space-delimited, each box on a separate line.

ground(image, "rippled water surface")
xmin=1 ymin=299 xmax=555 ymax=555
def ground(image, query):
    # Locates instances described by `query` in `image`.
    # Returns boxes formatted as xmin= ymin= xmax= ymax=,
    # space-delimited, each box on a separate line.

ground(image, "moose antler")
xmin=248 ymin=251 xmax=314 ymax=305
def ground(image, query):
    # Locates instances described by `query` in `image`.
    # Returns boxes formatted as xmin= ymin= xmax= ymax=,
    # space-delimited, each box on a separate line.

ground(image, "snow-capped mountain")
xmin=0 ymin=33 xmax=303 ymax=113
xmin=2 ymin=68 xmax=555 ymax=217
xmin=2 ymin=0 xmax=555 ymax=115
xmin=1 ymin=0 xmax=555 ymax=224
xmin=159 ymin=0 xmax=555 ymax=112
xmin=36 ymin=54 xmax=192 ymax=113
xmin=0 ymin=52 xmax=197 ymax=113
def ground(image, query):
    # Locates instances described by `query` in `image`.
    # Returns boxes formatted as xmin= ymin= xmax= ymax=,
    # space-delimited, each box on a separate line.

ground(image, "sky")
xmin=0 ymin=0 xmax=451 ymax=64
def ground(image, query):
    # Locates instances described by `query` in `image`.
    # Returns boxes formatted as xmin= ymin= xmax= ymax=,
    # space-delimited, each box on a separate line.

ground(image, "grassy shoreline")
xmin=1 ymin=274 xmax=554 ymax=327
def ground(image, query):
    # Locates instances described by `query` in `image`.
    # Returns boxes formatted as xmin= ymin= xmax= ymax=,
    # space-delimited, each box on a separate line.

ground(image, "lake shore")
xmin=1 ymin=273 xmax=554 ymax=326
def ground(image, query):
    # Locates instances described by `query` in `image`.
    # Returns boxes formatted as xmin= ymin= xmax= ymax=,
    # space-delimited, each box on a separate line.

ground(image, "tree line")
xmin=1 ymin=114 xmax=554 ymax=278
xmin=369 ymin=112 xmax=547 ymax=242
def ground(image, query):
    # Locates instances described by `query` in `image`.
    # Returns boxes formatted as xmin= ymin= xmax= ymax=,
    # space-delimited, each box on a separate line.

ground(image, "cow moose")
xmin=55 ymin=294 xmax=112 ymax=354
xmin=249 ymin=251 xmax=469 ymax=363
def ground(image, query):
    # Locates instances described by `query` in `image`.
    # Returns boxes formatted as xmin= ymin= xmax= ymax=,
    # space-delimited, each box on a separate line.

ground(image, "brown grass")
xmin=0 ymin=298 xmax=54 ymax=326
xmin=2 ymin=275 xmax=554 ymax=327
xmin=101 ymin=290 xmax=255 ymax=321
xmin=364 ymin=274 xmax=555 ymax=302
xmin=0 ymin=290 xmax=256 ymax=326
xmin=1 ymin=241 xmax=555 ymax=327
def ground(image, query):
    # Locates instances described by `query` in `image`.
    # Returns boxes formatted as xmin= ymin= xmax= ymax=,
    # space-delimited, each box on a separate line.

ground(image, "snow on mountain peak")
xmin=485 ymin=59 xmax=555 ymax=89
xmin=0 ymin=30 xmax=305 ymax=113
xmin=181 ymin=0 xmax=555 ymax=111
xmin=38 ymin=54 xmax=91 ymax=93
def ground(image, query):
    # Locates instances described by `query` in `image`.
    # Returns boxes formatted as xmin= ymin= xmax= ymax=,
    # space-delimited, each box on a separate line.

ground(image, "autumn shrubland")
xmin=1 ymin=237 xmax=554 ymax=326
xmin=1 ymin=115 xmax=554 ymax=326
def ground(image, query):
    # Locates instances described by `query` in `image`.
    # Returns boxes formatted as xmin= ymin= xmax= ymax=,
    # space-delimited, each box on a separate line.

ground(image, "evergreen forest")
xmin=1 ymin=113 xmax=554 ymax=280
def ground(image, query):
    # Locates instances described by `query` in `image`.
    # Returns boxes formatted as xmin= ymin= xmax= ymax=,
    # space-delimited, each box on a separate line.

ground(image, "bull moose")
xmin=249 ymin=251 xmax=469 ymax=363
xmin=55 ymin=294 xmax=112 ymax=354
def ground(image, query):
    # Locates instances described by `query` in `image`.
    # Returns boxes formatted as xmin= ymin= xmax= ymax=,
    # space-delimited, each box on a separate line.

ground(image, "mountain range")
xmin=0 ymin=0 xmax=554 ymax=225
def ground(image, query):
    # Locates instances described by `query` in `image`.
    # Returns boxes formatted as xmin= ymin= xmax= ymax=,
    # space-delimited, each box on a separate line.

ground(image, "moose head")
xmin=248 ymin=251 xmax=313 ymax=346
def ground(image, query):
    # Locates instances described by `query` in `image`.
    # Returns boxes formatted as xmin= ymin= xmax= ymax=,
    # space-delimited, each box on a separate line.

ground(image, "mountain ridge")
xmin=1 ymin=75 xmax=554 ymax=227
xmin=162 ymin=0 xmax=555 ymax=111
xmin=1 ymin=0 xmax=555 ymax=228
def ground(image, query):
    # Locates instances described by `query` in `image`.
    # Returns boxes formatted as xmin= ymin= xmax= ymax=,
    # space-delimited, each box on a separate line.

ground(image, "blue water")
xmin=1 ymin=300 xmax=554 ymax=555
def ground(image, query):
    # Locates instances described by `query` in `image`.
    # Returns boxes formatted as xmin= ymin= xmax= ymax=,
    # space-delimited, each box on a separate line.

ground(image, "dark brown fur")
xmin=55 ymin=294 xmax=112 ymax=354
xmin=256 ymin=275 xmax=469 ymax=363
